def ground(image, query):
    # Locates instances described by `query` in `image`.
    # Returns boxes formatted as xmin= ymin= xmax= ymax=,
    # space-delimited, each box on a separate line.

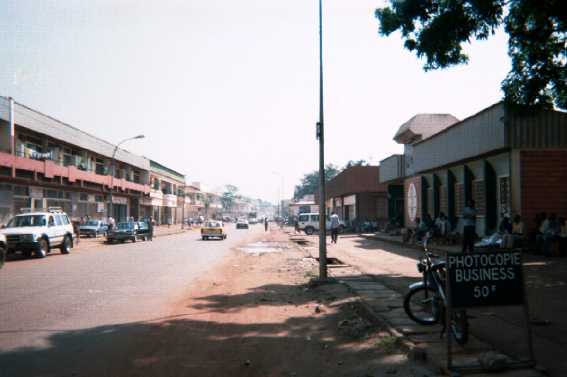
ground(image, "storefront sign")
xmin=447 ymin=251 xmax=524 ymax=308
xmin=343 ymin=195 xmax=356 ymax=206
xmin=163 ymin=194 xmax=177 ymax=208
xmin=30 ymin=186 xmax=43 ymax=199
xmin=407 ymin=183 xmax=417 ymax=222
xmin=97 ymin=202 xmax=105 ymax=213
xmin=112 ymin=196 xmax=128 ymax=205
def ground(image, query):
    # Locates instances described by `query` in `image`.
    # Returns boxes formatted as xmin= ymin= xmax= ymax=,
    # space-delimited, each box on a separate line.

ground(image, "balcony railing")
xmin=0 ymin=151 xmax=149 ymax=194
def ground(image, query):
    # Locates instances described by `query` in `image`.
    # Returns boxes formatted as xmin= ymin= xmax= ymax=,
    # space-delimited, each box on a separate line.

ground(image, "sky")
xmin=0 ymin=0 xmax=511 ymax=203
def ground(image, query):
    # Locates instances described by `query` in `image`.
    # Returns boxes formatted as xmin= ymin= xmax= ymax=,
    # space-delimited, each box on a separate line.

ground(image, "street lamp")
xmin=272 ymin=171 xmax=284 ymax=218
xmin=316 ymin=0 xmax=328 ymax=280
xmin=108 ymin=135 xmax=145 ymax=222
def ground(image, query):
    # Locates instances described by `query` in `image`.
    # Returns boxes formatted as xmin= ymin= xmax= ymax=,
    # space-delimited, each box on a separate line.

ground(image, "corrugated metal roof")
xmin=0 ymin=96 xmax=150 ymax=170
xmin=394 ymin=114 xmax=460 ymax=144
xmin=149 ymin=159 xmax=185 ymax=182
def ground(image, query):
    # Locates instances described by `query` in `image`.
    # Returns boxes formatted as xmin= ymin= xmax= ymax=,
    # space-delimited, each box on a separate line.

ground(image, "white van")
xmin=297 ymin=213 xmax=344 ymax=235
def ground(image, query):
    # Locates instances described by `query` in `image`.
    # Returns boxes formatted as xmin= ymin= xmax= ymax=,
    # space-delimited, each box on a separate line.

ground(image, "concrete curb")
xmin=287 ymin=233 xmax=545 ymax=377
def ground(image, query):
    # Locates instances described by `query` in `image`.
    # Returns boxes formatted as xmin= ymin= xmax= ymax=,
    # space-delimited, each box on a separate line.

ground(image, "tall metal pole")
xmin=108 ymin=135 xmax=144 ymax=222
xmin=109 ymin=145 xmax=118 ymax=222
xmin=317 ymin=0 xmax=327 ymax=280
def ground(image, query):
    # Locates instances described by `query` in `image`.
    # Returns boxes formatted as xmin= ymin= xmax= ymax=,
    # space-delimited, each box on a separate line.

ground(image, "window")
xmin=95 ymin=195 xmax=104 ymax=202
xmin=310 ymin=215 xmax=319 ymax=222
xmin=95 ymin=158 xmax=106 ymax=175
xmin=299 ymin=205 xmax=311 ymax=214
xmin=48 ymin=216 xmax=55 ymax=227
xmin=133 ymin=170 xmax=141 ymax=184
xmin=54 ymin=215 xmax=63 ymax=226
xmin=298 ymin=214 xmax=309 ymax=222
xmin=63 ymin=148 xmax=80 ymax=167
xmin=14 ymin=186 xmax=29 ymax=196
xmin=499 ymin=176 xmax=510 ymax=215
xmin=79 ymin=193 xmax=88 ymax=202
xmin=62 ymin=215 xmax=70 ymax=225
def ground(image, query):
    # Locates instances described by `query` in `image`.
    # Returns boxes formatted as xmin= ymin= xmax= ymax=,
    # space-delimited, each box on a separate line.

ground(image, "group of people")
xmin=497 ymin=212 xmax=567 ymax=256
xmin=530 ymin=212 xmax=567 ymax=257
xmin=413 ymin=200 xmax=478 ymax=253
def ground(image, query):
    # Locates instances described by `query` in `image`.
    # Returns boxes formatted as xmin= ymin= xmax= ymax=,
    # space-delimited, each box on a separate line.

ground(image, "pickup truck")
xmin=297 ymin=213 xmax=344 ymax=235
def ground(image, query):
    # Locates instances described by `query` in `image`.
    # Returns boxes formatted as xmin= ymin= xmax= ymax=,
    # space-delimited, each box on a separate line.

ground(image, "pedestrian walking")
xmin=330 ymin=212 xmax=341 ymax=244
xmin=73 ymin=220 xmax=80 ymax=246
xmin=108 ymin=216 xmax=115 ymax=232
xmin=264 ymin=217 xmax=268 ymax=232
xmin=462 ymin=199 xmax=477 ymax=253
xmin=148 ymin=216 xmax=154 ymax=241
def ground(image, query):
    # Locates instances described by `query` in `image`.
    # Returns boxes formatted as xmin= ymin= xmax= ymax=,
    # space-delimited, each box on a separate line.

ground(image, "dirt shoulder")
xmin=116 ymin=229 xmax=436 ymax=377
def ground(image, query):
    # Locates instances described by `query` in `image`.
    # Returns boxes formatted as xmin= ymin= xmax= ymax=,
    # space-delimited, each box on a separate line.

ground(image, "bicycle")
xmin=403 ymin=233 xmax=469 ymax=345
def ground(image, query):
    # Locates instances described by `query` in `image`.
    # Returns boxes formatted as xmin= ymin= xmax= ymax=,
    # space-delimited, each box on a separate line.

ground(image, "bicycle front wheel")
xmin=451 ymin=310 xmax=469 ymax=345
xmin=403 ymin=285 xmax=441 ymax=325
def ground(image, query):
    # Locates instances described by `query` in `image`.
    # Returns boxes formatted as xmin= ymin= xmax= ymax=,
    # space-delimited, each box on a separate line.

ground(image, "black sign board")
xmin=447 ymin=251 xmax=524 ymax=308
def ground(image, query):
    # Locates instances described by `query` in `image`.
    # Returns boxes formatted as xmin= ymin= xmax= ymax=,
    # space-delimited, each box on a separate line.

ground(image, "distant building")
xmin=289 ymin=194 xmax=318 ymax=217
xmin=143 ymin=160 xmax=185 ymax=225
xmin=326 ymin=165 xmax=388 ymax=226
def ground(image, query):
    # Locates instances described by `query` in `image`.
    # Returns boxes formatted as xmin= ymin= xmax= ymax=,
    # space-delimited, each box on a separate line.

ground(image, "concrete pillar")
xmin=9 ymin=97 xmax=15 ymax=155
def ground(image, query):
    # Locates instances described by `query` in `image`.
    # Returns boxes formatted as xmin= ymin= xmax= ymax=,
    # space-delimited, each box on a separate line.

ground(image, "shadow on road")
xmin=0 ymin=278 xmax=412 ymax=377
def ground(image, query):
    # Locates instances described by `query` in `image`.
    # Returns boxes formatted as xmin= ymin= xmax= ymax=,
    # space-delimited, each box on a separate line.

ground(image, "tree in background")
xmin=343 ymin=159 xmax=369 ymax=169
xmin=375 ymin=0 xmax=565 ymax=110
xmin=221 ymin=185 xmax=239 ymax=214
xmin=293 ymin=164 xmax=340 ymax=200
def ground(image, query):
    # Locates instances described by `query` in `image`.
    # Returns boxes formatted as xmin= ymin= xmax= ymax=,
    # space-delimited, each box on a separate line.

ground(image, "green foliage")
xmin=375 ymin=335 xmax=402 ymax=354
xmin=221 ymin=185 xmax=239 ymax=211
xmin=375 ymin=0 xmax=566 ymax=110
xmin=293 ymin=164 xmax=340 ymax=200
xmin=344 ymin=159 xmax=369 ymax=169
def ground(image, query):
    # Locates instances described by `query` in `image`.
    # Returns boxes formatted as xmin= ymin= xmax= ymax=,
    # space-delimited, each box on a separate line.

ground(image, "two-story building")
xmin=326 ymin=165 xmax=388 ymax=226
xmin=0 ymin=96 xmax=150 ymax=223
xmin=143 ymin=160 xmax=185 ymax=225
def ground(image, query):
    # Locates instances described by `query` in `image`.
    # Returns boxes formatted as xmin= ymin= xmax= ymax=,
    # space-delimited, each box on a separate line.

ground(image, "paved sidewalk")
xmin=288 ymin=230 xmax=559 ymax=376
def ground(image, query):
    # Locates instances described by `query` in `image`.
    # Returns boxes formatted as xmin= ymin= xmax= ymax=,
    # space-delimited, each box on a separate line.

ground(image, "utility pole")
xmin=317 ymin=0 xmax=327 ymax=280
xmin=108 ymin=135 xmax=144 ymax=222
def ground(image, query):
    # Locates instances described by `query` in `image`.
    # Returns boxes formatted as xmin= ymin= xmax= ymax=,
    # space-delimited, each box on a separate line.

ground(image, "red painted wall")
xmin=521 ymin=150 xmax=567 ymax=231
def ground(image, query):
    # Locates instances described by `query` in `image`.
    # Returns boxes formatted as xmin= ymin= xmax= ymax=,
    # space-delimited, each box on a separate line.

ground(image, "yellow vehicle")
xmin=201 ymin=221 xmax=226 ymax=240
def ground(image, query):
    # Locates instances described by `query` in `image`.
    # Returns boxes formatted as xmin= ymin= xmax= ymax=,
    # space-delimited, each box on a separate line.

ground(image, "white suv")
xmin=0 ymin=208 xmax=74 ymax=258
xmin=297 ymin=213 xmax=344 ymax=235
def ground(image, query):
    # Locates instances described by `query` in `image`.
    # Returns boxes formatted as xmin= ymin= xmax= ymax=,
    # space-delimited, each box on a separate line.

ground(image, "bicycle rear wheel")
xmin=404 ymin=286 xmax=441 ymax=325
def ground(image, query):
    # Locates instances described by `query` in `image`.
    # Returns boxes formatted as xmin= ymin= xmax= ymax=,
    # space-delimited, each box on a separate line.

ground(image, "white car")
xmin=0 ymin=208 xmax=74 ymax=258
xmin=297 ymin=213 xmax=344 ymax=235
xmin=236 ymin=219 xmax=249 ymax=229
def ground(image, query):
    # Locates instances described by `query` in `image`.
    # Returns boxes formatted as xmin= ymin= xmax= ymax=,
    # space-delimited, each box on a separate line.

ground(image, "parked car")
xmin=135 ymin=221 xmax=151 ymax=240
xmin=107 ymin=221 xmax=151 ymax=243
xmin=236 ymin=219 xmax=249 ymax=229
xmin=0 ymin=208 xmax=74 ymax=258
xmin=79 ymin=220 xmax=108 ymax=238
xmin=297 ymin=213 xmax=345 ymax=235
xmin=0 ymin=234 xmax=6 ymax=268
xmin=201 ymin=220 xmax=226 ymax=240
